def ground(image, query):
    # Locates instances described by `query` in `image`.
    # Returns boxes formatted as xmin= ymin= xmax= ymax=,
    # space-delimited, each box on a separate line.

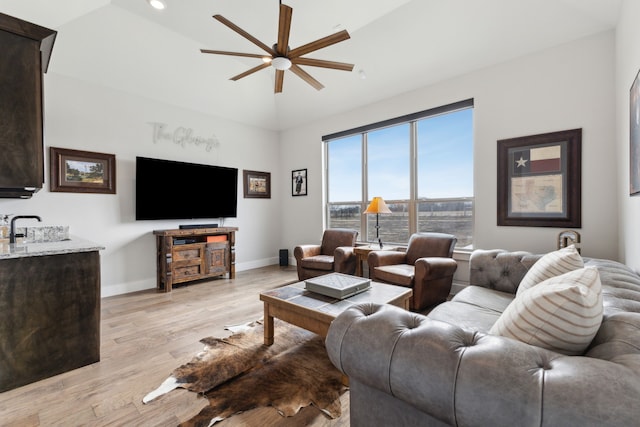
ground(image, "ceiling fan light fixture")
xmin=202 ymin=3 xmax=353 ymax=92
xmin=271 ymin=56 xmax=292 ymax=70
xmin=147 ymin=0 xmax=166 ymax=10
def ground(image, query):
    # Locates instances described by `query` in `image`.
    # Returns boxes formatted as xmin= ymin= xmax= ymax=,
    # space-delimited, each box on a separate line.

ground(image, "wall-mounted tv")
xmin=135 ymin=156 xmax=238 ymax=220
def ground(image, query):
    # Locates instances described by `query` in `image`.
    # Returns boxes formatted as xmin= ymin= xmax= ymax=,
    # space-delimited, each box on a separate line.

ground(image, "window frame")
xmin=324 ymin=99 xmax=474 ymax=247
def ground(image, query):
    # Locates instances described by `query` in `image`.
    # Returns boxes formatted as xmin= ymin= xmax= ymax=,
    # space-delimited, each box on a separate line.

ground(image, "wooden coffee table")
xmin=259 ymin=279 xmax=412 ymax=345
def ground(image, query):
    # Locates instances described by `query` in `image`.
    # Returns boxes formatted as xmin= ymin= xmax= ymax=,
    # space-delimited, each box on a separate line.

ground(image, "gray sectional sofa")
xmin=325 ymin=249 xmax=640 ymax=426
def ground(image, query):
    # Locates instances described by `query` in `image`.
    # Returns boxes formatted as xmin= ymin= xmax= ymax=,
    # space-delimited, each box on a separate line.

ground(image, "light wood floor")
xmin=0 ymin=265 xmax=350 ymax=426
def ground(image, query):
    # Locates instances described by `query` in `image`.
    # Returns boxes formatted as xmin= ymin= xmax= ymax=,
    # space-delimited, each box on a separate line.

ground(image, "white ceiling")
xmin=0 ymin=0 xmax=622 ymax=131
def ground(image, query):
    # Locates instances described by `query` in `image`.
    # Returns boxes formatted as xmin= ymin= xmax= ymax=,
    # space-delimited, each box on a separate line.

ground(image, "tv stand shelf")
xmin=154 ymin=227 xmax=238 ymax=292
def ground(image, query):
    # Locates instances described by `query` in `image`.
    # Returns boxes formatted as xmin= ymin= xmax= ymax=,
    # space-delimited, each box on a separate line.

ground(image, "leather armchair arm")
xmin=413 ymin=257 xmax=458 ymax=308
xmin=326 ymin=303 xmax=640 ymax=427
xmin=293 ymin=244 xmax=321 ymax=261
xmin=415 ymin=257 xmax=458 ymax=279
xmin=334 ymin=246 xmax=357 ymax=275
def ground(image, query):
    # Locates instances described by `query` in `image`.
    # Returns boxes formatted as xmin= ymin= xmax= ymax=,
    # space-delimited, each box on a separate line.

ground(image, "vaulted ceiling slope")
xmin=0 ymin=0 xmax=621 ymax=131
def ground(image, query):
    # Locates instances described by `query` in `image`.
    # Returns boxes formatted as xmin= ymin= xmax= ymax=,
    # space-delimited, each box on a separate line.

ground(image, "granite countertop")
xmin=0 ymin=236 xmax=105 ymax=259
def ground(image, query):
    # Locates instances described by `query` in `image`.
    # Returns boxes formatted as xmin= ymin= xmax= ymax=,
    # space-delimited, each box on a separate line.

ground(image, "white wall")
xmin=280 ymin=31 xmax=618 ymax=261
xmin=0 ymin=74 xmax=282 ymax=297
xmin=0 ymin=28 xmax=622 ymax=297
xmin=616 ymin=0 xmax=640 ymax=272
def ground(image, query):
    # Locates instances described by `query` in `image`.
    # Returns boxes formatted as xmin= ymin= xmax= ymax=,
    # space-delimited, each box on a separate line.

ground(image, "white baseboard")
xmin=100 ymin=259 xmax=281 ymax=298
xmin=102 ymin=278 xmax=156 ymax=298
xmin=235 ymin=257 xmax=278 ymax=271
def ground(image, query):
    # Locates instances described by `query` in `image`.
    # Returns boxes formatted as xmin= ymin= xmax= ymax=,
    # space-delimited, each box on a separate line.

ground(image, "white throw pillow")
xmin=517 ymin=245 xmax=583 ymax=297
xmin=490 ymin=266 xmax=603 ymax=356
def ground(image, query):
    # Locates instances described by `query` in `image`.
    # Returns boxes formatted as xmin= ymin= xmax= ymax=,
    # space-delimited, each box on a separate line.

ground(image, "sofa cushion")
xmin=299 ymin=255 xmax=334 ymax=271
xmin=517 ymin=245 xmax=583 ymax=296
xmin=452 ymin=285 xmax=515 ymax=313
xmin=490 ymin=266 xmax=603 ymax=355
xmin=429 ymin=286 xmax=514 ymax=333
xmin=374 ymin=264 xmax=414 ymax=286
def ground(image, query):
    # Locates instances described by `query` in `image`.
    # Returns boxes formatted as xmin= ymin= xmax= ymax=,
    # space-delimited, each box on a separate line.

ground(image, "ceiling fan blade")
xmin=288 ymin=30 xmax=350 ymax=59
xmin=276 ymin=4 xmax=292 ymax=56
xmin=292 ymin=57 xmax=354 ymax=71
xmin=213 ymin=15 xmax=275 ymax=55
xmin=200 ymin=49 xmax=268 ymax=59
xmin=289 ymin=64 xmax=324 ymax=91
xmin=230 ymin=63 xmax=271 ymax=81
xmin=275 ymin=69 xmax=285 ymax=93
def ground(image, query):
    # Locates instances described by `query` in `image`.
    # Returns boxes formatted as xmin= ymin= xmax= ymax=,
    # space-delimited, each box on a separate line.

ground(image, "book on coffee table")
xmin=304 ymin=273 xmax=371 ymax=299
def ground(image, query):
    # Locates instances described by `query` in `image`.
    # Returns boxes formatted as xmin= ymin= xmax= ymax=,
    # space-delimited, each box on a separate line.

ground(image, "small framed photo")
xmin=292 ymin=169 xmax=307 ymax=196
xmin=50 ymin=147 xmax=116 ymax=194
xmin=243 ymin=169 xmax=271 ymax=198
xmin=497 ymin=128 xmax=581 ymax=228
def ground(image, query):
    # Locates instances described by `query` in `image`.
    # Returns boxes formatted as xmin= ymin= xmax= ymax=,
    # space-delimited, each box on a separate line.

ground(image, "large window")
xmin=325 ymin=99 xmax=474 ymax=249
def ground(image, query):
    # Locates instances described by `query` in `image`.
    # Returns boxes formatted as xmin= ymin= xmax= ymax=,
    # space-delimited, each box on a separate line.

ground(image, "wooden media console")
xmin=154 ymin=227 xmax=238 ymax=292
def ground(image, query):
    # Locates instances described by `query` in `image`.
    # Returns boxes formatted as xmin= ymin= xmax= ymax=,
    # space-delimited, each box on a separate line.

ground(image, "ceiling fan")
xmin=200 ymin=2 xmax=354 ymax=93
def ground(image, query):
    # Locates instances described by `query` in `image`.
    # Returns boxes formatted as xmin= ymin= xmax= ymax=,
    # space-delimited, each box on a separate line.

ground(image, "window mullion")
xmin=361 ymin=133 xmax=368 ymax=241
xmin=324 ymin=140 xmax=329 ymax=229
xmin=409 ymin=121 xmax=418 ymax=236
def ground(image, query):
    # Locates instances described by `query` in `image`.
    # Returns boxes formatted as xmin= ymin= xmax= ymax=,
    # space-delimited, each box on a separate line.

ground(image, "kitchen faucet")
xmin=10 ymin=215 xmax=42 ymax=244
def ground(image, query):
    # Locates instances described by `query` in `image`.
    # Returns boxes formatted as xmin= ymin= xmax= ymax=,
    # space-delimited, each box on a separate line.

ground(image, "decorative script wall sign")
xmin=150 ymin=122 xmax=220 ymax=152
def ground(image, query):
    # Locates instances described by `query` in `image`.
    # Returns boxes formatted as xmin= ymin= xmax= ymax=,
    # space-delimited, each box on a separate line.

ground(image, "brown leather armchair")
xmin=368 ymin=232 xmax=457 ymax=311
xmin=294 ymin=229 xmax=359 ymax=280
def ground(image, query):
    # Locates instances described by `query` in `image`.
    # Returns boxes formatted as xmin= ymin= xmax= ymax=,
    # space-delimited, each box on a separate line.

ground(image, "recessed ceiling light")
xmin=147 ymin=0 xmax=166 ymax=10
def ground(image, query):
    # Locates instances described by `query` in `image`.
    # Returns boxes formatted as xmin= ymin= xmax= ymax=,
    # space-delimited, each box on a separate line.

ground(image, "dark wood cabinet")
xmin=0 ymin=13 xmax=56 ymax=198
xmin=154 ymin=227 xmax=238 ymax=292
xmin=0 ymin=250 xmax=101 ymax=392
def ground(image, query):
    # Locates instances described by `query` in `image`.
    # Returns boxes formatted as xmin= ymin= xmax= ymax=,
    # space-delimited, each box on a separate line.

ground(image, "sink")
xmin=16 ymin=226 xmax=70 ymax=243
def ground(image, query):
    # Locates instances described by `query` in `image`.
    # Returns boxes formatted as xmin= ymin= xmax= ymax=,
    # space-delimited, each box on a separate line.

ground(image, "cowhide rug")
xmin=143 ymin=319 xmax=347 ymax=426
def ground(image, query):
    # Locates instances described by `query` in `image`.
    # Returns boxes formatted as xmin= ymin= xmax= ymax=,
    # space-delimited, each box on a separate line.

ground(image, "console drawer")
xmin=174 ymin=264 xmax=203 ymax=279
xmin=173 ymin=243 xmax=205 ymax=261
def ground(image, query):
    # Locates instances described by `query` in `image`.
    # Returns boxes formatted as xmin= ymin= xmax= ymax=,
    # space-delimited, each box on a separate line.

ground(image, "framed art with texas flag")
xmin=497 ymin=128 xmax=581 ymax=227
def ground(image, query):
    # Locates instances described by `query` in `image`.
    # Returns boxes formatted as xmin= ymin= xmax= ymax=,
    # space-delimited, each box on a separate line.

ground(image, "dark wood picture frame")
xmin=242 ymin=169 xmax=271 ymax=198
xmin=50 ymin=147 xmax=116 ymax=194
xmin=497 ymin=128 xmax=581 ymax=227
xmin=292 ymin=168 xmax=307 ymax=196
xmin=630 ymin=68 xmax=640 ymax=196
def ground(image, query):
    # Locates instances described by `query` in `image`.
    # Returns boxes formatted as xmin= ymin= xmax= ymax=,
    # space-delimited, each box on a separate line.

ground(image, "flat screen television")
xmin=135 ymin=156 xmax=238 ymax=220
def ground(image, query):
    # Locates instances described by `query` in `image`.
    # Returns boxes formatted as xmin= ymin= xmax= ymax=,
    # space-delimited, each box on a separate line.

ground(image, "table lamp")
xmin=363 ymin=197 xmax=392 ymax=249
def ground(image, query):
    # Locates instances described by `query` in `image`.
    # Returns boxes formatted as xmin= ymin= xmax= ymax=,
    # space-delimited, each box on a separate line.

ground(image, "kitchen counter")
xmin=0 ymin=236 xmax=104 ymax=259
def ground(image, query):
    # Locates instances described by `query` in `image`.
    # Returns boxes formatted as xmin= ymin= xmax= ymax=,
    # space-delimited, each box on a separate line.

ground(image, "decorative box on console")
xmin=305 ymin=273 xmax=371 ymax=299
